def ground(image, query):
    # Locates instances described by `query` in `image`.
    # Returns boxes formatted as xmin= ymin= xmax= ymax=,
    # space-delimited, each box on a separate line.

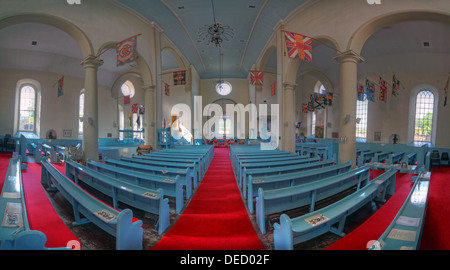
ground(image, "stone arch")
xmin=0 ymin=13 xmax=94 ymax=57
xmin=347 ymin=10 xmax=450 ymax=55
xmin=161 ymin=46 xmax=186 ymax=70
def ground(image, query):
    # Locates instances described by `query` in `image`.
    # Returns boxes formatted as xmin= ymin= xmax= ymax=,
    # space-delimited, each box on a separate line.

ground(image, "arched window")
xmin=18 ymin=85 xmax=36 ymax=132
xmin=121 ymin=80 xmax=135 ymax=98
xmin=356 ymin=98 xmax=368 ymax=141
xmin=78 ymin=91 xmax=85 ymax=139
xmin=413 ymin=90 xmax=435 ymax=143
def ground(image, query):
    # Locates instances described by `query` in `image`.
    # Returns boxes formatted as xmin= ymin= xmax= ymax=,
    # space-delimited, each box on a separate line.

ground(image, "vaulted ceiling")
xmin=0 ymin=1 xmax=448 ymax=88
xmin=116 ymin=0 xmax=307 ymax=79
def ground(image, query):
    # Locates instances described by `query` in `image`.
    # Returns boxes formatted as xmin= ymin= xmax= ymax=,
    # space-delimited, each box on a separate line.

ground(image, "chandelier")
xmin=197 ymin=0 xmax=234 ymax=47
xmin=198 ymin=22 xmax=234 ymax=47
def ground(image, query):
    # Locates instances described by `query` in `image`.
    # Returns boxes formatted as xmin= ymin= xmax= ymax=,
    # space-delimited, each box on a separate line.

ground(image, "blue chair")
xmin=441 ymin=152 xmax=449 ymax=166
xmin=430 ymin=150 xmax=440 ymax=168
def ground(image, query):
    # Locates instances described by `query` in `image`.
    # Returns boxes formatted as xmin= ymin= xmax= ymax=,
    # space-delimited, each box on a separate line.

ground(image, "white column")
xmin=143 ymin=85 xmax=156 ymax=148
xmin=80 ymin=55 xmax=103 ymax=161
xmin=283 ymin=82 xmax=297 ymax=153
xmin=333 ymin=50 xmax=365 ymax=167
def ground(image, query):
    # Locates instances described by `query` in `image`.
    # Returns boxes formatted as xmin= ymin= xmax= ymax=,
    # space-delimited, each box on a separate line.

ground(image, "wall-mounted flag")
xmin=124 ymin=95 xmax=130 ymax=105
xmin=365 ymin=79 xmax=375 ymax=102
xmin=379 ymin=76 xmax=387 ymax=102
xmin=139 ymin=105 xmax=145 ymax=115
xmin=173 ymin=70 xmax=186 ymax=85
xmin=357 ymin=85 xmax=365 ymax=101
xmin=132 ymin=103 xmax=139 ymax=114
xmin=57 ymin=76 xmax=64 ymax=97
xmin=164 ymin=82 xmax=170 ymax=96
xmin=116 ymin=35 xmax=139 ymax=67
xmin=250 ymin=70 xmax=263 ymax=86
xmin=284 ymin=30 xmax=312 ymax=63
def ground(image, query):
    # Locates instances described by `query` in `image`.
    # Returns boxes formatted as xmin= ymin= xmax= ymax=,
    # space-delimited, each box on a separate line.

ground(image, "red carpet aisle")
xmin=151 ymin=147 xmax=265 ymax=250
xmin=420 ymin=166 xmax=450 ymax=250
xmin=325 ymin=171 xmax=414 ymax=250
xmin=21 ymin=162 xmax=79 ymax=248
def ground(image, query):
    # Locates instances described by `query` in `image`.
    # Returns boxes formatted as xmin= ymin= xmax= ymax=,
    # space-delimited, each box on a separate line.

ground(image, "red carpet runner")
xmin=151 ymin=147 xmax=265 ymax=250
xmin=420 ymin=166 xmax=450 ymax=250
xmin=21 ymin=162 xmax=79 ymax=248
xmin=325 ymin=171 xmax=414 ymax=250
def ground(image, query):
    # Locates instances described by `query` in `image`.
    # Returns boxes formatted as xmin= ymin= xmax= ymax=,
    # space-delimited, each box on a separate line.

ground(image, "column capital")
xmin=143 ymin=85 xmax=156 ymax=93
xmin=80 ymin=55 xmax=104 ymax=69
xmin=283 ymin=82 xmax=297 ymax=91
xmin=332 ymin=50 xmax=365 ymax=64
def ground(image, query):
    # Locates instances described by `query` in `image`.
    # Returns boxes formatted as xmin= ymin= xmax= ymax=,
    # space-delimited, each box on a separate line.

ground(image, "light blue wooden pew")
xmin=103 ymin=157 xmax=193 ymax=199
xmin=120 ymin=156 xmax=199 ymax=188
xmin=144 ymin=152 xmax=208 ymax=177
xmin=247 ymin=161 xmax=353 ymax=213
xmin=242 ymin=160 xmax=336 ymax=199
xmin=232 ymin=155 xmax=307 ymax=180
xmin=132 ymin=154 xmax=202 ymax=181
xmin=357 ymin=151 xmax=376 ymax=166
xmin=387 ymin=152 xmax=404 ymax=164
xmin=274 ymin=167 xmax=397 ymax=250
xmin=256 ymin=165 xmax=371 ymax=234
xmin=41 ymin=159 xmax=143 ymax=250
xmin=0 ymin=155 xmax=70 ymax=250
xmin=238 ymin=158 xmax=321 ymax=193
xmin=85 ymin=160 xmax=184 ymax=214
xmin=374 ymin=152 xmax=391 ymax=163
xmin=369 ymin=171 xmax=430 ymax=250
xmin=64 ymin=160 xmax=170 ymax=235
xmin=403 ymin=152 xmax=417 ymax=165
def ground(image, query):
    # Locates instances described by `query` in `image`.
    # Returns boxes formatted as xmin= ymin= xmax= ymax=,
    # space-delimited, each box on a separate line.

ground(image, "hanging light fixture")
xmin=197 ymin=0 xmax=234 ymax=47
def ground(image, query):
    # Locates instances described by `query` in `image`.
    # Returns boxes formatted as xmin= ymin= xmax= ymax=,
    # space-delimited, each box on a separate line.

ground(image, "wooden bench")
xmin=238 ymin=158 xmax=320 ymax=191
xmin=256 ymin=165 xmax=370 ymax=234
xmin=133 ymin=154 xmax=202 ymax=181
xmin=357 ymin=151 xmax=376 ymax=166
xmin=387 ymin=152 xmax=404 ymax=164
xmin=41 ymin=159 xmax=143 ymax=250
xmin=144 ymin=152 xmax=209 ymax=177
xmin=85 ymin=160 xmax=184 ymax=214
xmin=233 ymin=155 xmax=307 ymax=180
xmin=241 ymin=160 xmax=336 ymax=199
xmin=403 ymin=152 xmax=417 ymax=165
xmin=103 ymin=157 xmax=193 ymax=199
xmin=247 ymin=161 xmax=353 ymax=213
xmin=369 ymin=171 xmax=429 ymax=250
xmin=274 ymin=167 xmax=397 ymax=250
xmin=0 ymin=155 xmax=70 ymax=250
xmin=120 ymin=156 xmax=199 ymax=189
xmin=64 ymin=160 xmax=170 ymax=235
xmin=374 ymin=152 xmax=391 ymax=163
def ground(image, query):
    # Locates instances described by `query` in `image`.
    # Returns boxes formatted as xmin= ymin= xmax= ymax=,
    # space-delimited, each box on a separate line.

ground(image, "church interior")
xmin=0 ymin=0 xmax=450 ymax=259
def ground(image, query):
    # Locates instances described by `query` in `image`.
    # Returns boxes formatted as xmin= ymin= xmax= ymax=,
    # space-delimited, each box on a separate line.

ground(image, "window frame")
xmin=78 ymin=91 xmax=85 ymax=139
xmin=355 ymin=98 xmax=369 ymax=142
xmin=408 ymin=84 xmax=438 ymax=146
xmin=18 ymin=84 xmax=37 ymax=133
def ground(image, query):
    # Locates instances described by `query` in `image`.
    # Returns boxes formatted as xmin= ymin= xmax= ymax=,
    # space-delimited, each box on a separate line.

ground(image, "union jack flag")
xmin=250 ymin=70 xmax=263 ymax=86
xmin=284 ymin=31 xmax=312 ymax=62
xmin=164 ymin=82 xmax=170 ymax=96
